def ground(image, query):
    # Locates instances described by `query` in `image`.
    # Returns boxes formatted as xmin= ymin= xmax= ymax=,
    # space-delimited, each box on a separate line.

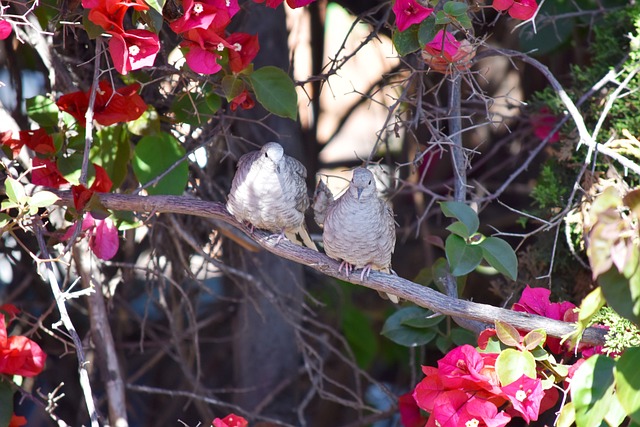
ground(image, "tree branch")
xmin=55 ymin=192 xmax=607 ymax=346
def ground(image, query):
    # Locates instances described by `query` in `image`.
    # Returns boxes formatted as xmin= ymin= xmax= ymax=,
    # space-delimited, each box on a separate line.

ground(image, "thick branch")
xmin=56 ymin=192 xmax=607 ymax=346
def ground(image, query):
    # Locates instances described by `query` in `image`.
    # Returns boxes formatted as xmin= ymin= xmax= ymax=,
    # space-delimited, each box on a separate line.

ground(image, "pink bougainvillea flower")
xmin=500 ymin=375 xmax=544 ymax=423
xmin=212 ymin=413 xmax=248 ymax=427
xmin=209 ymin=0 xmax=240 ymax=17
xmin=84 ymin=0 xmax=149 ymax=32
xmin=169 ymin=0 xmax=231 ymax=34
xmin=392 ymin=0 xmax=434 ymax=32
xmin=184 ymin=44 xmax=223 ymax=74
xmin=398 ymin=392 xmax=428 ymax=427
xmin=252 ymin=0 xmax=316 ymax=9
xmin=229 ymin=89 xmax=255 ymax=111
xmin=0 ymin=317 xmax=46 ymax=377
xmin=108 ymin=29 xmax=160 ymax=75
xmin=0 ymin=20 xmax=12 ymax=40
xmin=531 ymin=106 xmax=561 ymax=143
xmin=226 ymin=32 xmax=260 ymax=73
xmin=31 ymin=158 xmax=69 ymax=188
xmin=425 ymin=30 xmax=461 ymax=60
xmin=62 ymin=213 xmax=120 ymax=260
xmin=492 ymin=0 xmax=537 ymax=20
xmin=57 ymin=81 xmax=147 ymax=127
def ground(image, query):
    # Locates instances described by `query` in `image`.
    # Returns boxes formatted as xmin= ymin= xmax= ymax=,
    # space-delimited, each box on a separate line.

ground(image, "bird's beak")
xmin=276 ymin=164 xmax=281 ymax=174
xmin=357 ymin=188 xmax=363 ymax=199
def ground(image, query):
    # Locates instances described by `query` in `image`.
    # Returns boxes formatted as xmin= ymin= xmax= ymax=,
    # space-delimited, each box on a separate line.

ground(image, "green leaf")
xmin=446 ymin=221 xmax=470 ymax=239
xmin=5 ymin=177 xmax=26 ymax=205
xmin=381 ymin=307 xmax=438 ymax=347
xmin=0 ymin=200 xmax=19 ymax=211
xmin=479 ymin=237 xmax=518 ymax=281
xmin=57 ymin=153 xmax=91 ymax=186
xmin=572 ymin=355 xmax=617 ymax=427
xmin=0 ymin=381 xmax=13 ymax=427
xmin=556 ymin=402 xmax=576 ymax=427
xmin=128 ymin=107 xmax=161 ymax=136
xmin=249 ymin=66 xmax=298 ymax=120
xmin=435 ymin=10 xmax=451 ymax=25
xmin=400 ymin=306 xmax=444 ymax=328
xmin=443 ymin=1 xmax=468 ymax=16
xmin=439 ymin=201 xmax=479 ymax=236
xmin=91 ymin=125 xmax=131 ymax=189
xmin=222 ymin=75 xmax=245 ymax=102
xmin=495 ymin=320 xmax=521 ymax=347
xmin=139 ymin=0 xmax=164 ymax=32
xmin=599 ymin=265 xmax=640 ymax=325
xmin=435 ymin=335 xmax=453 ymax=354
xmin=29 ymin=191 xmax=59 ymax=208
xmin=342 ymin=306 xmax=377 ymax=369
xmin=445 ymin=234 xmax=483 ymax=276
xmin=0 ymin=213 xmax=12 ymax=227
xmin=82 ymin=9 xmax=104 ymax=39
xmin=171 ymin=92 xmax=221 ymax=126
xmin=417 ymin=16 xmax=437 ymax=46
xmin=495 ymin=348 xmax=536 ymax=386
xmin=392 ymin=26 xmax=421 ymax=56
xmin=26 ymin=95 xmax=60 ymax=129
xmin=132 ymin=134 xmax=189 ymax=195
xmin=457 ymin=14 xmax=472 ymax=28
xmin=522 ymin=329 xmax=546 ymax=350
xmin=623 ymin=188 xmax=640 ymax=219
xmin=615 ymin=347 xmax=640 ymax=423
xmin=450 ymin=327 xmax=477 ymax=346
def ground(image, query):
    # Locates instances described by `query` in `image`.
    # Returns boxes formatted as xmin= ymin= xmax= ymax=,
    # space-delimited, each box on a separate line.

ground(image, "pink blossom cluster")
xmin=83 ymin=0 xmax=160 ymax=75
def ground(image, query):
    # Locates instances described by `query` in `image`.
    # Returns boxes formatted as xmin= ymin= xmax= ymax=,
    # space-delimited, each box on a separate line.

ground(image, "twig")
xmin=80 ymin=38 xmax=103 ymax=186
xmin=32 ymin=218 xmax=100 ymax=427
xmin=52 ymin=192 xmax=608 ymax=346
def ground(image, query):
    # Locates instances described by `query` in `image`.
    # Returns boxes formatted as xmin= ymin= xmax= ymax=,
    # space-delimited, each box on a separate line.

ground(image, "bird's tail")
xmin=285 ymin=225 xmax=318 ymax=251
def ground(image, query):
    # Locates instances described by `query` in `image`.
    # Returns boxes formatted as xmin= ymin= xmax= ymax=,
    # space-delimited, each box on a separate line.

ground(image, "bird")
xmin=226 ymin=142 xmax=317 ymax=250
xmin=321 ymin=167 xmax=399 ymax=302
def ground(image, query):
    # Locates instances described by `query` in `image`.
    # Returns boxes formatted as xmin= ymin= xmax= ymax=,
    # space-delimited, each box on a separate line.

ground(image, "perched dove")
xmin=322 ymin=167 xmax=398 ymax=302
xmin=226 ymin=142 xmax=317 ymax=250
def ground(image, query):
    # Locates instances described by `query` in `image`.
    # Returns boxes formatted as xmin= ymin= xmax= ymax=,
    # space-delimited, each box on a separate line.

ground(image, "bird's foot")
xmin=360 ymin=265 xmax=372 ymax=281
xmin=267 ymin=230 xmax=287 ymax=246
xmin=338 ymin=261 xmax=354 ymax=277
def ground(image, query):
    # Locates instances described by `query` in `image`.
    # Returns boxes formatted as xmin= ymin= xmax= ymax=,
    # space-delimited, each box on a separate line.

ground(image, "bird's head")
xmin=349 ymin=167 xmax=376 ymax=200
xmin=261 ymin=142 xmax=285 ymax=173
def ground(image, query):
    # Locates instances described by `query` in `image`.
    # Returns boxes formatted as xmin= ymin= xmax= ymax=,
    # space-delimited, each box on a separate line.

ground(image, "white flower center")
xmin=225 ymin=0 xmax=230 ymax=6
xmin=216 ymin=43 xmax=225 ymax=51
xmin=128 ymin=45 xmax=140 ymax=56
xmin=193 ymin=3 xmax=203 ymax=14
xmin=515 ymin=389 xmax=527 ymax=402
xmin=466 ymin=419 xmax=479 ymax=427
xmin=233 ymin=43 xmax=242 ymax=52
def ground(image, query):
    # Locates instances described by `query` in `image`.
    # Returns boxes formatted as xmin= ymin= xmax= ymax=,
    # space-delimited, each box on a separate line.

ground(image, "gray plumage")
xmin=312 ymin=178 xmax=333 ymax=228
xmin=322 ymin=167 xmax=398 ymax=302
xmin=226 ymin=142 xmax=317 ymax=250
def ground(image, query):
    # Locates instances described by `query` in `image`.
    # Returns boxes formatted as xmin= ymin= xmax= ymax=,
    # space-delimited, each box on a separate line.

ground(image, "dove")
xmin=322 ymin=167 xmax=399 ymax=302
xmin=226 ymin=142 xmax=317 ymax=250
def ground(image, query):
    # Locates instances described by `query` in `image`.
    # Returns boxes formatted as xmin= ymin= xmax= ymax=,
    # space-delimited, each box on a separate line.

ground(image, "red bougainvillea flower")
xmin=392 ymin=0 xmax=434 ymax=32
xmin=18 ymin=129 xmax=56 ymax=155
xmin=500 ymin=375 xmax=544 ymax=423
xmin=108 ymin=29 xmax=160 ymax=75
xmin=0 ymin=20 xmax=12 ymax=40
xmin=31 ymin=158 xmax=69 ymax=188
xmin=230 ymin=89 xmax=255 ymax=111
xmin=57 ymin=81 xmax=147 ymax=127
xmin=84 ymin=0 xmax=149 ymax=32
xmin=169 ymin=0 xmax=231 ymax=34
xmin=0 ymin=317 xmax=46 ymax=377
xmin=63 ymin=213 xmax=120 ymax=260
xmin=9 ymin=414 xmax=27 ymax=427
xmin=531 ymin=106 xmax=561 ymax=143
xmin=226 ymin=32 xmax=260 ymax=73
xmin=71 ymin=163 xmax=113 ymax=211
xmin=493 ymin=0 xmax=537 ymax=20
xmin=1 ymin=131 xmax=23 ymax=158
xmin=398 ymin=392 xmax=428 ymax=427
xmin=212 ymin=413 xmax=248 ymax=427
xmin=0 ymin=304 xmax=20 ymax=322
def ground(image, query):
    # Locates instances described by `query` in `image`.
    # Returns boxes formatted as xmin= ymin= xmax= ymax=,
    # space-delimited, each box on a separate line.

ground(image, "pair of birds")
xmin=226 ymin=142 xmax=398 ymax=302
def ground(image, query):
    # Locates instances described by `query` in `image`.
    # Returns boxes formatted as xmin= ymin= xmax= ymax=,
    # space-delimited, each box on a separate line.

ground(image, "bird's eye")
xmin=368 ymin=180 xmax=372 ymax=185
xmin=264 ymin=153 xmax=268 ymax=158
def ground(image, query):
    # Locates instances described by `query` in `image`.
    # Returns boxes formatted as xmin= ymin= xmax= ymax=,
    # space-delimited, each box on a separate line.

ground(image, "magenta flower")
xmin=425 ymin=30 xmax=461 ymax=60
xmin=493 ymin=0 xmax=538 ymax=20
xmin=0 ymin=20 xmax=11 ymax=40
xmin=184 ymin=44 xmax=223 ymax=74
xmin=226 ymin=32 xmax=260 ymax=73
xmin=253 ymin=0 xmax=316 ymax=8
xmin=169 ymin=0 xmax=231 ymax=34
xmin=392 ymin=0 xmax=434 ymax=32
xmin=108 ymin=29 xmax=160 ymax=75
xmin=500 ymin=375 xmax=544 ymax=423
